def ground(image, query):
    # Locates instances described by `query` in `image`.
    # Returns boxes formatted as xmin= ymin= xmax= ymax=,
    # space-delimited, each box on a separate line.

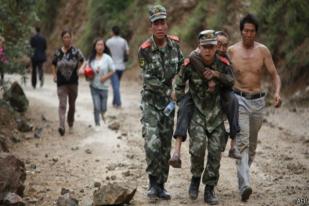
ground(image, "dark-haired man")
xmin=138 ymin=5 xmax=183 ymax=200
xmin=106 ymin=26 xmax=129 ymax=108
xmin=227 ymin=13 xmax=281 ymax=202
xmin=30 ymin=26 xmax=47 ymax=88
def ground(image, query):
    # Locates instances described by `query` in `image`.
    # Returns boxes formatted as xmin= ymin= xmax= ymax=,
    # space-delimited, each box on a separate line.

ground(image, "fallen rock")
xmin=85 ymin=149 xmax=92 ymax=154
xmin=56 ymin=193 xmax=78 ymax=206
xmin=93 ymin=183 xmax=136 ymax=206
xmin=0 ymin=153 xmax=26 ymax=200
xmin=122 ymin=171 xmax=131 ymax=177
xmin=94 ymin=182 xmax=101 ymax=188
xmin=34 ymin=127 xmax=43 ymax=139
xmin=16 ymin=118 xmax=33 ymax=132
xmin=3 ymin=192 xmax=25 ymax=206
xmin=108 ymin=122 xmax=120 ymax=131
xmin=3 ymin=81 xmax=29 ymax=113
xmin=0 ymin=134 xmax=9 ymax=152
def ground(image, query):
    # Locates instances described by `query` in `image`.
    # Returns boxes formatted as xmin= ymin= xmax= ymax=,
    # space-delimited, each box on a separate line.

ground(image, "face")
xmin=95 ymin=40 xmax=105 ymax=55
xmin=216 ymin=35 xmax=228 ymax=55
xmin=199 ymin=44 xmax=217 ymax=63
xmin=241 ymin=23 xmax=256 ymax=46
xmin=62 ymin=33 xmax=72 ymax=47
xmin=151 ymin=19 xmax=168 ymax=40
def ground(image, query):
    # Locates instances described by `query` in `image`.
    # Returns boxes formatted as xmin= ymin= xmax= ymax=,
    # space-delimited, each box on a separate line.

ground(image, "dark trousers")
xmin=173 ymin=90 xmax=240 ymax=141
xmin=31 ymin=60 xmax=44 ymax=88
xmin=0 ymin=66 xmax=3 ymax=85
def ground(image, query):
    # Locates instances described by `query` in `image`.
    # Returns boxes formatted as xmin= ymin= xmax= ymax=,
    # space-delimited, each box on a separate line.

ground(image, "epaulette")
xmin=140 ymin=40 xmax=152 ymax=49
xmin=167 ymin=35 xmax=180 ymax=42
xmin=182 ymin=58 xmax=190 ymax=66
xmin=219 ymin=56 xmax=230 ymax=65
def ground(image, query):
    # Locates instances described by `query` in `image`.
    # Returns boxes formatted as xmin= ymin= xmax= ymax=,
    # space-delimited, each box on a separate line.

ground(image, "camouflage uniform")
xmin=138 ymin=35 xmax=183 ymax=184
xmin=174 ymin=55 xmax=233 ymax=186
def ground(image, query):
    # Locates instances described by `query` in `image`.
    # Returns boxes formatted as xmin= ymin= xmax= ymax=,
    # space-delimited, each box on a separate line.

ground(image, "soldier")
xmin=174 ymin=30 xmax=234 ymax=205
xmin=138 ymin=5 xmax=183 ymax=200
xmin=227 ymin=14 xmax=281 ymax=202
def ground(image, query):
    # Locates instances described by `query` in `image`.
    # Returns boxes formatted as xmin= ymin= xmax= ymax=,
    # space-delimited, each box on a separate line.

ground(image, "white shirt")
xmin=106 ymin=36 xmax=129 ymax=71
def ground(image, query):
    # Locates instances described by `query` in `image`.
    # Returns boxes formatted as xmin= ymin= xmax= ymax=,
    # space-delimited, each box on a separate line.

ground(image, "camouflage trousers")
xmin=141 ymin=102 xmax=174 ymax=184
xmin=188 ymin=109 xmax=225 ymax=186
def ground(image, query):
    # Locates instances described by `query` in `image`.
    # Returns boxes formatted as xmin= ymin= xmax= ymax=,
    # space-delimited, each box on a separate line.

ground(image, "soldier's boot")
xmin=147 ymin=175 xmax=159 ymax=199
xmin=158 ymin=183 xmax=171 ymax=200
xmin=188 ymin=176 xmax=201 ymax=200
xmin=204 ymin=185 xmax=219 ymax=205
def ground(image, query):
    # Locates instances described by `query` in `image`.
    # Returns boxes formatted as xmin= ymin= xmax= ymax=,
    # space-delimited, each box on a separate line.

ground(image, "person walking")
xmin=138 ymin=5 xmax=183 ymax=200
xmin=51 ymin=30 xmax=85 ymax=136
xmin=79 ymin=38 xmax=115 ymax=127
xmin=227 ymin=14 xmax=281 ymax=202
xmin=106 ymin=26 xmax=129 ymax=108
xmin=30 ymin=26 xmax=47 ymax=88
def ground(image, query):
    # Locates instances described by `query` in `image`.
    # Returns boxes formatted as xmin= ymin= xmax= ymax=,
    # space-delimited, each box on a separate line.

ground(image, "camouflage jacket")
xmin=138 ymin=35 xmax=184 ymax=110
xmin=174 ymin=54 xmax=234 ymax=132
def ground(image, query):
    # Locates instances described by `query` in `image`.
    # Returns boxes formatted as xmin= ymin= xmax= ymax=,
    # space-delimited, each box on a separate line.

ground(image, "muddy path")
xmin=7 ymin=74 xmax=308 ymax=206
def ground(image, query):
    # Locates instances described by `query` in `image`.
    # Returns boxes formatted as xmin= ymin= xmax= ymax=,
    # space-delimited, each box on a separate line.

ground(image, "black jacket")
xmin=30 ymin=33 xmax=47 ymax=62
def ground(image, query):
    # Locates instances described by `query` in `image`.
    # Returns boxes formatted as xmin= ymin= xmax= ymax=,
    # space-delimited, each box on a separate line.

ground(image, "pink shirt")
xmin=0 ymin=47 xmax=8 ymax=64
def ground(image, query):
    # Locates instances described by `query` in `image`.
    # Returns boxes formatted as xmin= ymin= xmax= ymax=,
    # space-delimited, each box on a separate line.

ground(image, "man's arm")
xmin=174 ymin=64 xmax=189 ymax=101
xmin=263 ymin=46 xmax=281 ymax=107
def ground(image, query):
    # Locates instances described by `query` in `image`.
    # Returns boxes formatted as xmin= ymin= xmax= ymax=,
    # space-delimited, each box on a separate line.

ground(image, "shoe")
xmin=204 ymin=185 xmax=219 ymax=205
xmin=168 ymin=153 xmax=182 ymax=168
xmin=147 ymin=175 xmax=159 ymax=199
xmin=58 ymin=128 xmax=65 ymax=136
xmin=241 ymin=186 xmax=252 ymax=202
xmin=158 ymin=184 xmax=171 ymax=200
xmin=228 ymin=148 xmax=241 ymax=159
xmin=188 ymin=176 xmax=201 ymax=200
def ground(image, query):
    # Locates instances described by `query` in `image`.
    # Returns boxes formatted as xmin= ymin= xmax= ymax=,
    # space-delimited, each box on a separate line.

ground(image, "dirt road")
xmin=7 ymin=74 xmax=308 ymax=206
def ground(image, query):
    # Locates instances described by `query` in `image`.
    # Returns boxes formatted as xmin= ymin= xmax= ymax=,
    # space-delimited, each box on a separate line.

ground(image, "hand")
xmin=100 ymin=76 xmax=107 ymax=83
xmin=171 ymin=91 xmax=176 ymax=101
xmin=203 ymin=69 xmax=214 ymax=80
xmin=207 ymin=80 xmax=216 ymax=93
xmin=274 ymin=93 xmax=281 ymax=108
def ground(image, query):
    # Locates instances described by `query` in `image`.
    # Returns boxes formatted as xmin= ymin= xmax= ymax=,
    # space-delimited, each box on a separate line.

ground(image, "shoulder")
xmin=167 ymin=35 xmax=180 ymax=43
xmin=104 ymin=54 xmax=113 ymax=61
xmin=139 ymin=39 xmax=152 ymax=51
xmin=255 ymin=42 xmax=271 ymax=55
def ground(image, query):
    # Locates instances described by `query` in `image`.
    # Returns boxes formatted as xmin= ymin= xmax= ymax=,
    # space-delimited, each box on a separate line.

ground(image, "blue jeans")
xmin=111 ymin=70 xmax=123 ymax=107
xmin=90 ymin=86 xmax=108 ymax=126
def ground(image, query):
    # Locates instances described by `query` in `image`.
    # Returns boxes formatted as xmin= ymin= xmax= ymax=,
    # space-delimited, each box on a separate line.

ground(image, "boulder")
xmin=2 ymin=192 xmax=25 ymax=206
xmin=93 ymin=183 xmax=136 ymax=205
xmin=16 ymin=118 xmax=33 ymax=132
xmin=0 ymin=153 xmax=26 ymax=201
xmin=3 ymin=82 xmax=29 ymax=113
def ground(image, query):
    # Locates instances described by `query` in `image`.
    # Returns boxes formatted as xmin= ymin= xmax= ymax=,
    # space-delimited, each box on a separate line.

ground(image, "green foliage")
xmin=256 ymin=0 xmax=309 ymax=87
xmin=0 ymin=0 xmax=37 ymax=76
xmin=35 ymin=0 xmax=61 ymax=33
xmin=79 ymin=0 xmax=134 ymax=56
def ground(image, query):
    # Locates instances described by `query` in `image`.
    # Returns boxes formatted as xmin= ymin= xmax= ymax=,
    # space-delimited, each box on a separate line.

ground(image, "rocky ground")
xmin=1 ymin=74 xmax=308 ymax=206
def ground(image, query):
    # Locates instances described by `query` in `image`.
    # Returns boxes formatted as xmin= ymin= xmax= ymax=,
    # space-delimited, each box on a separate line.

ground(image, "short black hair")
xmin=35 ymin=26 xmax=41 ymax=33
xmin=61 ymin=30 xmax=72 ymax=38
xmin=112 ymin=26 xmax=120 ymax=35
xmin=240 ymin=13 xmax=259 ymax=32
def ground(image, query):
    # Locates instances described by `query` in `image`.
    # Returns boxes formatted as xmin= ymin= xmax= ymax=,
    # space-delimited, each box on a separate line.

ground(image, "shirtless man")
xmin=227 ymin=14 xmax=281 ymax=202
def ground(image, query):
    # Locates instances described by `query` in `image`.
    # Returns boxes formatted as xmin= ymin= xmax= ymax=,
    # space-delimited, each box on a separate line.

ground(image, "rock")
xmin=0 ymin=153 xmax=26 ymax=200
xmin=16 ymin=118 xmax=33 ymax=132
xmin=79 ymin=189 xmax=84 ymax=193
xmin=71 ymin=146 xmax=79 ymax=151
xmin=117 ymin=144 xmax=120 ymax=148
xmin=117 ymin=136 xmax=122 ymax=140
xmin=111 ymin=175 xmax=116 ymax=180
xmin=52 ymin=158 xmax=58 ymax=163
xmin=41 ymin=114 xmax=48 ymax=122
xmin=121 ymin=132 xmax=127 ymax=136
xmin=56 ymin=193 xmax=78 ymax=206
xmin=3 ymin=81 xmax=29 ymax=113
xmin=30 ymin=164 xmax=36 ymax=170
xmin=122 ymin=171 xmax=131 ymax=177
xmin=94 ymin=182 xmax=101 ymax=188
xmin=0 ymin=134 xmax=9 ymax=152
xmin=85 ymin=149 xmax=92 ymax=154
xmin=108 ymin=122 xmax=120 ymax=131
xmin=92 ymin=183 xmax=136 ymax=206
xmin=3 ymin=192 xmax=25 ymax=206
xmin=61 ymin=188 xmax=70 ymax=195
xmin=10 ymin=134 xmax=21 ymax=143
xmin=126 ymin=154 xmax=134 ymax=159
xmin=34 ymin=127 xmax=43 ymax=139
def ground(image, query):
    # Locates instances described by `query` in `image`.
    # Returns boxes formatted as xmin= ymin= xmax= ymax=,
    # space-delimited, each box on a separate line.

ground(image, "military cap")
xmin=148 ymin=5 xmax=167 ymax=22
xmin=198 ymin=30 xmax=217 ymax=46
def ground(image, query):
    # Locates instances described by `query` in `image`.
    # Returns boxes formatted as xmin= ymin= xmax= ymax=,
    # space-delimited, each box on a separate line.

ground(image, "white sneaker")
xmin=94 ymin=125 xmax=102 ymax=132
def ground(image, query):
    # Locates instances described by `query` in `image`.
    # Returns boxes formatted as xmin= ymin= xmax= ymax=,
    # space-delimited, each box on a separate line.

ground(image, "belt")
xmin=234 ymin=90 xmax=265 ymax=99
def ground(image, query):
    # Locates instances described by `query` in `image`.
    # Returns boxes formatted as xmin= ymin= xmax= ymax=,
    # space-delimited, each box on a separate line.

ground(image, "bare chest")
xmin=231 ymin=49 xmax=264 ymax=75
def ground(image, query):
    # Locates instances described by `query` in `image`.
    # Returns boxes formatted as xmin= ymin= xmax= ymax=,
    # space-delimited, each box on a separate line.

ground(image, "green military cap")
xmin=148 ymin=5 xmax=167 ymax=22
xmin=198 ymin=30 xmax=217 ymax=45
